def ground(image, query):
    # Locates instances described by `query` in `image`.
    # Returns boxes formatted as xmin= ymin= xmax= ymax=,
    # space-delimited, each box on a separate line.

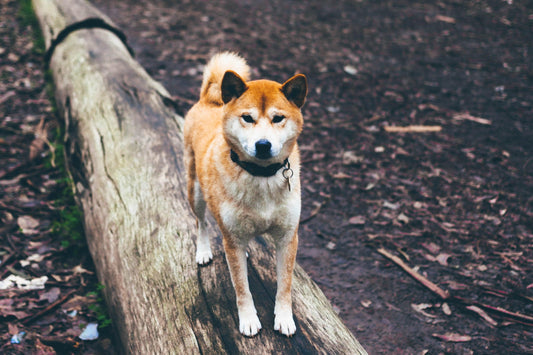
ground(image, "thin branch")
xmin=377 ymin=247 xmax=533 ymax=327
xmin=21 ymin=289 xmax=76 ymax=325
xmin=300 ymin=202 xmax=324 ymax=224
xmin=377 ymin=247 xmax=450 ymax=299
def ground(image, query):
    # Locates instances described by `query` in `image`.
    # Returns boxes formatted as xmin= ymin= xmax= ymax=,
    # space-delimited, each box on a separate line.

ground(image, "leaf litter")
xmin=0 ymin=0 xmax=115 ymax=353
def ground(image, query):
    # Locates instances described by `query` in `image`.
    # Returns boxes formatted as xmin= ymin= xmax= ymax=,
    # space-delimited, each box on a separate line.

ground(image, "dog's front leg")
xmin=223 ymin=236 xmax=262 ymax=336
xmin=274 ymin=229 xmax=298 ymax=336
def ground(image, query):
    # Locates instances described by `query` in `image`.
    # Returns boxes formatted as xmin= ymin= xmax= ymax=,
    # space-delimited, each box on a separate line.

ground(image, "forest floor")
xmin=0 ymin=0 xmax=115 ymax=354
xmin=2 ymin=0 xmax=532 ymax=354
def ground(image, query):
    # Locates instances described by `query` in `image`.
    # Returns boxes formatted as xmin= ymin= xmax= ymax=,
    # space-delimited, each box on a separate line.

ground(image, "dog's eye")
xmin=241 ymin=114 xmax=254 ymax=123
xmin=272 ymin=115 xmax=285 ymax=123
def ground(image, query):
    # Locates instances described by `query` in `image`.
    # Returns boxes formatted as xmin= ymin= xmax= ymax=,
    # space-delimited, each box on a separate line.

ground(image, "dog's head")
xmin=221 ymin=71 xmax=307 ymax=166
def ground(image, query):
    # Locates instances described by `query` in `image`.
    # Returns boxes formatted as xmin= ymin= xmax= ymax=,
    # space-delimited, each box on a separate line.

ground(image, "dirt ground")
xmin=2 ymin=0 xmax=532 ymax=354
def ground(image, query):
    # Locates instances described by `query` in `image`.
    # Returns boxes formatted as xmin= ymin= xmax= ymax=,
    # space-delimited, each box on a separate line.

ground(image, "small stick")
xmin=300 ymin=202 xmax=323 ymax=224
xmin=384 ymin=125 xmax=442 ymax=133
xmin=21 ymin=289 xmax=76 ymax=325
xmin=453 ymin=295 xmax=533 ymax=325
xmin=377 ymin=247 xmax=533 ymax=327
xmin=40 ymin=335 xmax=79 ymax=348
xmin=0 ymin=252 xmax=16 ymax=272
xmin=377 ymin=247 xmax=450 ymax=299
xmin=466 ymin=305 xmax=498 ymax=327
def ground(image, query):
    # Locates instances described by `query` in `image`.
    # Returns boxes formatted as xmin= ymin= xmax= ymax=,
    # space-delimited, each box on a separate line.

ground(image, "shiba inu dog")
xmin=183 ymin=52 xmax=307 ymax=337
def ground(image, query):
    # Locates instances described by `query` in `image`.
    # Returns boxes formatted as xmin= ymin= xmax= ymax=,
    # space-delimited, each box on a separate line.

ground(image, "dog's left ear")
xmin=281 ymin=74 xmax=307 ymax=108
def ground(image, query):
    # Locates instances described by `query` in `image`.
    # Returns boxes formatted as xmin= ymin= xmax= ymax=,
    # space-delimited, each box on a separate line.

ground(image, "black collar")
xmin=230 ymin=150 xmax=288 ymax=177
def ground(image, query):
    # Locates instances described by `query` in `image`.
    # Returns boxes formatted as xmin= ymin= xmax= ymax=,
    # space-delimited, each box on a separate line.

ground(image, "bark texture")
xmin=32 ymin=0 xmax=367 ymax=353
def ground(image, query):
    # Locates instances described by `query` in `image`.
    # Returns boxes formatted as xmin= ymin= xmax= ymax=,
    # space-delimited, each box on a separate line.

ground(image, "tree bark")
xmin=32 ymin=0 xmax=367 ymax=353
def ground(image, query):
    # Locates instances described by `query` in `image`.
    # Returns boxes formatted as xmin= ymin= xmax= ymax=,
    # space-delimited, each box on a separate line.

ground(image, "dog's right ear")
xmin=221 ymin=71 xmax=247 ymax=104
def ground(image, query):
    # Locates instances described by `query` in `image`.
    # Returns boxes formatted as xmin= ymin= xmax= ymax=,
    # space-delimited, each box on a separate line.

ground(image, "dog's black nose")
xmin=255 ymin=139 xmax=272 ymax=159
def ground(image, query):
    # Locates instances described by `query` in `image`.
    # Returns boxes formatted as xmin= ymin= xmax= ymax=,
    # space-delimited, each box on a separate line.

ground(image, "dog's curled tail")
xmin=200 ymin=52 xmax=250 ymax=105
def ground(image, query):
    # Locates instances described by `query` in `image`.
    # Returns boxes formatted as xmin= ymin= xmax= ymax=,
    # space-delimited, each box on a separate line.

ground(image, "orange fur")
xmin=184 ymin=52 xmax=307 ymax=337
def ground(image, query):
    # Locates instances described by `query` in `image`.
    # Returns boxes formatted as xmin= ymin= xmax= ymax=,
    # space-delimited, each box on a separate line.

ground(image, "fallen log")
xmin=32 ymin=0 xmax=367 ymax=353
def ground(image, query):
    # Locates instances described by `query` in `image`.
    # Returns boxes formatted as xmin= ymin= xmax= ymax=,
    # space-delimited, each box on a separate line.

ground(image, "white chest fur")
xmin=218 ymin=172 xmax=301 ymax=242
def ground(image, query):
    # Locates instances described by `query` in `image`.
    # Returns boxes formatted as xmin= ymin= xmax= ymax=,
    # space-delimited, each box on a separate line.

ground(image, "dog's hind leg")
xmin=192 ymin=180 xmax=212 ymax=265
xmin=185 ymin=147 xmax=212 ymax=265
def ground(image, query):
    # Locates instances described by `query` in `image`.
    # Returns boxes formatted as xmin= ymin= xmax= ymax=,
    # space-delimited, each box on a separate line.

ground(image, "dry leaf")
xmin=348 ymin=215 xmax=366 ymax=225
xmin=29 ymin=117 xmax=47 ymax=160
xmin=383 ymin=201 xmax=400 ymax=210
xmin=442 ymin=302 xmax=452 ymax=316
xmin=34 ymin=338 xmax=56 ymax=354
xmin=8 ymin=323 xmax=19 ymax=335
xmin=17 ymin=215 xmax=40 ymax=235
xmin=397 ymin=213 xmax=410 ymax=224
xmin=342 ymin=151 xmax=363 ymax=165
xmin=361 ymin=300 xmax=372 ymax=308
xmin=72 ymin=264 xmax=93 ymax=275
xmin=412 ymin=303 xmax=437 ymax=318
xmin=364 ymin=182 xmax=376 ymax=190
xmin=343 ymin=65 xmax=358 ymax=75
xmin=7 ymin=52 xmax=20 ymax=62
xmin=0 ymin=308 xmax=30 ymax=320
xmin=422 ymin=242 xmax=441 ymax=254
xmin=27 ymin=253 xmax=46 ymax=263
xmin=433 ymin=332 xmax=472 ymax=342
xmin=435 ymin=253 xmax=451 ymax=266
xmin=39 ymin=287 xmax=61 ymax=303
xmin=62 ymin=295 xmax=92 ymax=311
xmin=20 ymin=253 xmax=48 ymax=267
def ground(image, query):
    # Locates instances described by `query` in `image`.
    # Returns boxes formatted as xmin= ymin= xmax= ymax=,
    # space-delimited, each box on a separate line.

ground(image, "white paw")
xmin=274 ymin=311 xmax=296 ymax=336
xmin=196 ymin=249 xmax=213 ymax=265
xmin=239 ymin=310 xmax=262 ymax=337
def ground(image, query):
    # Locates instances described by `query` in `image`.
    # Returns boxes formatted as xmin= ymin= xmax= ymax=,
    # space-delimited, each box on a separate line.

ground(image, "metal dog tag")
xmin=282 ymin=161 xmax=294 ymax=191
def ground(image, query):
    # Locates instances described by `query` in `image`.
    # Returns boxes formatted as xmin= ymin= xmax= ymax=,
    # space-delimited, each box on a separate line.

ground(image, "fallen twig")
xmin=21 ymin=289 xmax=76 ymax=325
xmin=0 ymin=252 xmax=16 ymax=273
xmin=481 ymin=285 xmax=533 ymax=304
xmin=384 ymin=125 xmax=442 ymax=133
xmin=0 ymin=90 xmax=16 ymax=105
xmin=453 ymin=113 xmax=492 ymax=125
xmin=40 ymin=335 xmax=80 ymax=348
xmin=466 ymin=305 xmax=498 ymax=327
xmin=377 ymin=247 xmax=533 ymax=327
xmin=453 ymin=295 xmax=533 ymax=326
xmin=300 ymin=201 xmax=324 ymax=224
xmin=377 ymin=247 xmax=450 ymax=299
